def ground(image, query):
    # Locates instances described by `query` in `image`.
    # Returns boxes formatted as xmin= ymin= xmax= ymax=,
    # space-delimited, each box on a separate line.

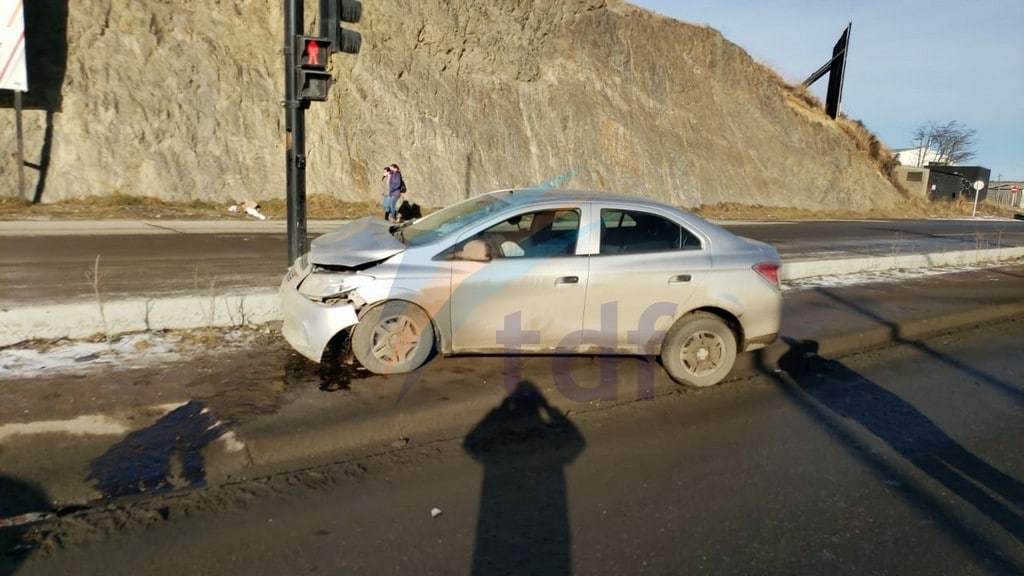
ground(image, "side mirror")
xmin=459 ymin=239 xmax=491 ymax=262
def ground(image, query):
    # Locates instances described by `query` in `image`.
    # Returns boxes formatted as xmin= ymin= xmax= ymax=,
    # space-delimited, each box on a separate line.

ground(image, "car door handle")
xmin=669 ymin=274 xmax=692 ymax=284
xmin=555 ymin=276 xmax=580 ymax=285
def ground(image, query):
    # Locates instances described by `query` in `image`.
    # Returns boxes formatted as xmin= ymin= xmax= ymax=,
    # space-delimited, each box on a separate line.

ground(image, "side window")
xmin=600 ymin=209 xmax=700 ymax=255
xmin=455 ymin=209 xmax=581 ymax=259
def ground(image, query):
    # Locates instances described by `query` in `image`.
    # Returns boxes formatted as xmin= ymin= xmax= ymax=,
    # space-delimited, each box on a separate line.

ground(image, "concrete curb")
xmin=222 ymin=299 xmax=1024 ymax=482
xmin=780 ymin=245 xmax=1024 ymax=280
xmin=2 ymin=246 xmax=1022 ymax=347
xmin=0 ymin=290 xmax=279 ymax=346
xmin=733 ymin=301 xmax=1024 ymax=375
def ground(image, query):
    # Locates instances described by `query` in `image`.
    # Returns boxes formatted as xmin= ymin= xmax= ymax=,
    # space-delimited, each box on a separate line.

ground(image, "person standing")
xmin=387 ymin=164 xmax=406 ymax=223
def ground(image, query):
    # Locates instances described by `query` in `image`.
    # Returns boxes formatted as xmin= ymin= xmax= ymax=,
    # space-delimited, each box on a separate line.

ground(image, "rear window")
xmin=599 ymin=209 xmax=701 ymax=255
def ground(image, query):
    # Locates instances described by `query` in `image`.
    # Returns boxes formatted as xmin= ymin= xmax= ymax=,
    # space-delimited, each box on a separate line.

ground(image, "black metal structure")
xmin=802 ymin=22 xmax=851 ymax=120
xmin=284 ymin=0 xmax=306 ymax=264
xmin=926 ymin=166 xmax=991 ymax=203
xmin=284 ymin=0 xmax=362 ymax=264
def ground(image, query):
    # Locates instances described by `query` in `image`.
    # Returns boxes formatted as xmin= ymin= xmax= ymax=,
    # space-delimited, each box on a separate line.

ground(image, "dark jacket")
xmin=388 ymin=171 xmax=405 ymax=197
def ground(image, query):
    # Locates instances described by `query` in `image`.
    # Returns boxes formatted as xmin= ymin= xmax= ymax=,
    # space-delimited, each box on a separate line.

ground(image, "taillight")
xmin=753 ymin=262 xmax=781 ymax=288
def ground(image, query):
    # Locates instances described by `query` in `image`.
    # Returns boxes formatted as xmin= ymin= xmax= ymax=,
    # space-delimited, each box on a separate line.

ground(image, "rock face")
xmin=1 ymin=0 xmax=903 ymax=210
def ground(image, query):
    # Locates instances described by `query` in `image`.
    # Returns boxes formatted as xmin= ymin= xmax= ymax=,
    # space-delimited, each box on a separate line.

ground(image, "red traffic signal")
xmin=298 ymin=36 xmax=331 ymax=70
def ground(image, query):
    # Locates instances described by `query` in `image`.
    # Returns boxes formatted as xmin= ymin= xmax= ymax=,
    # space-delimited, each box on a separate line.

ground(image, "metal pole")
xmin=972 ymin=187 xmax=980 ymax=218
xmin=284 ymin=0 xmax=307 ymax=265
xmin=14 ymin=91 xmax=26 ymax=201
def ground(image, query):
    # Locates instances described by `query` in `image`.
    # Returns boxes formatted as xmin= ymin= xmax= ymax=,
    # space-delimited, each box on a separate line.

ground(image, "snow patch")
xmin=784 ymin=265 xmax=984 ymax=290
xmin=0 ymin=330 xmax=264 ymax=380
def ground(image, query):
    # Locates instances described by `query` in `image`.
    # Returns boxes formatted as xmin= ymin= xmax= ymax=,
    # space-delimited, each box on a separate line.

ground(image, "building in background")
xmin=893 ymin=165 xmax=931 ymax=198
xmin=893 ymin=164 xmax=991 ymax=203
xmin=925 ymin=166 xmax=991 ymax=203
xmin=893 ymin=147 xmax=942 ymax=167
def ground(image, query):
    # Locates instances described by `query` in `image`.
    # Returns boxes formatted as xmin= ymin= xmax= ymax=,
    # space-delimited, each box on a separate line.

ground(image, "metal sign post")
xmin=2 ymin=0 xmax=29 ymax=200
xmin=13 ymin=89 xmax=23 ymax=199
xmin=972 ymin=180 xmax=985 ymax=218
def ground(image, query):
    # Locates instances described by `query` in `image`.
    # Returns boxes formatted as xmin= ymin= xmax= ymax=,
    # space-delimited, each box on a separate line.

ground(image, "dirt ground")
xmin=1 ymin=194 xmax=1017 ymax=222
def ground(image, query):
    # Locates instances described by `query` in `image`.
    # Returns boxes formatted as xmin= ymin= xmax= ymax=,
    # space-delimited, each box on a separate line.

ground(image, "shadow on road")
xmin=0 ymin=476 xmax=50 ymax=576
xmin=816 ymin=288 xmax=1023 ymax=406
xmin=762 ymin=338 xmax=1024 ymax=574
xmin=464 ymin=381 xmax=585 ymax=576
xmin=87 ymin=402 xmax=224 ymax=498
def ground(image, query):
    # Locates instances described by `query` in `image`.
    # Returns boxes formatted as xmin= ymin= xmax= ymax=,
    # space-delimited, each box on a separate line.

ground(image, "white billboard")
xmin=0 ymin=0 xmax=27 ymax=91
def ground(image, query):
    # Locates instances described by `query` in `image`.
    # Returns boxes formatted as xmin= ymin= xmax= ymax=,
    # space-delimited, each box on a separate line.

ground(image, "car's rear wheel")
xmin=351 ymin=301 xmax=434 ymax=375
xmin=660 ymin=312 xmax=737 ymax=387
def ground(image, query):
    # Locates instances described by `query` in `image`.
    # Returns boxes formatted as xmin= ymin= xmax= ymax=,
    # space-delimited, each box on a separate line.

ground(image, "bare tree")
xmin=911 ymin=121 xmax=977 ymax=166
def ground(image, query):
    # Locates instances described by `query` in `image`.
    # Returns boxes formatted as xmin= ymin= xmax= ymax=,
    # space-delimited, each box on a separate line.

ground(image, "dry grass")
xmin=0 ymin=194 xmax=225 ymax=220
xmin=257 ymin=195 xmax=385 ymax=220
xmin=768 ymin=77 xmax=909 ymax=198
xmin=695 ymin=200 xmax=1019 ymax=222
xmin=0 ymin=194 xmax=386 ymax=221
xmin=836 ymin=116 xmax=908 ymax=197
xmin=787 ymin=83 xmax=823 ymax=111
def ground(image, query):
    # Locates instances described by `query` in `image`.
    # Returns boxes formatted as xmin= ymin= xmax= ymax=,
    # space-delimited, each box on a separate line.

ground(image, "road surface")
xmin=2 ymin=218 xmax=1022 ymax=305
xmin=5 ymin=317 xmax=1022 ymax=575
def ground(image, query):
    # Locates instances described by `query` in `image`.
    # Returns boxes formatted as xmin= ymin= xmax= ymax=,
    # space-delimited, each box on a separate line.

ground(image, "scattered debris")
xmin=430 ymin=507 xmax=443 ymax=518
xmin=227 ymin=199 xmax=268 ymax=221
xmin=0 ymin=512 xmax=54 ymax=529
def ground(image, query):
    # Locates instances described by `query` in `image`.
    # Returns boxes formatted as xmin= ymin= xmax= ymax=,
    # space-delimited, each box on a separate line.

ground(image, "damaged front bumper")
xmin=280 ymin=264 xmax=361 ymax=364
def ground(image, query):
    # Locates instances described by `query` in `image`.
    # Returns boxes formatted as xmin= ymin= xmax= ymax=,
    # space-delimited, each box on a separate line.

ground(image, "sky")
xmin=630 ymin=0 xmax=1024 ymax=180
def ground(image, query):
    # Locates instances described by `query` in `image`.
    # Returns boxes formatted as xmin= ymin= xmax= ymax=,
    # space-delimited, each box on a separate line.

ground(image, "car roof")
xmin=483 ymin=188 xmax=682 ymax=212
xmin=477 ymin=188 xmax=749 ymax=250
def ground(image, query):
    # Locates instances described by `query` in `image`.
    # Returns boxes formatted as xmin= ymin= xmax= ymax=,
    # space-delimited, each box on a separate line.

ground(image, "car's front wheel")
xmin=351 ymin=301 xmax=435 ymax=375
xmin=660 ymin=312 xmax=738 ymax=387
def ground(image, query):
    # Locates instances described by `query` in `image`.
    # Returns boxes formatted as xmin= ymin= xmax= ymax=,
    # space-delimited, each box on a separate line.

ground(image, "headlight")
xmin=298 ymin=272 xmax=374 ymax=300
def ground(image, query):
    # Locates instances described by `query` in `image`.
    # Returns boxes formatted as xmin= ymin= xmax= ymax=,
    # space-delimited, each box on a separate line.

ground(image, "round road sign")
xmin=973 ymin=180 xmax=985 ymax=192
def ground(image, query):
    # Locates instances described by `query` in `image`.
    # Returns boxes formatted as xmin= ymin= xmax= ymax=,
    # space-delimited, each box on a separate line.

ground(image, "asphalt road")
xmin=2 ymin=219 xmax=1023 ymax=304
xmin=6 ymin=318 xmax=1022 ymax=575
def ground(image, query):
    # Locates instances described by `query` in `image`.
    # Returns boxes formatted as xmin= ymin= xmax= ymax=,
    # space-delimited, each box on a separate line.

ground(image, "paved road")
xmin=1 ymin=219 xmax=1022 ymax=305
xmin=6 ymin=317 xmax=1022 ymax=575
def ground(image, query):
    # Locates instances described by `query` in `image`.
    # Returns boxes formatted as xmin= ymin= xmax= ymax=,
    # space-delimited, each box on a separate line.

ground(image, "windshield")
xmin=399 ymin=194 xmax=511 ymax=247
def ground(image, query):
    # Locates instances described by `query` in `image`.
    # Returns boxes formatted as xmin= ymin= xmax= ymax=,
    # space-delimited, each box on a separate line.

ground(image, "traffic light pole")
xmin=284 ymin=0 xmax=308 ymax=265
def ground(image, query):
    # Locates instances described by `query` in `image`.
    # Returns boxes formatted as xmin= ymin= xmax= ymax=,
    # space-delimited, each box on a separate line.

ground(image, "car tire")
xmin=351 ymin=301 xmax=435 ymax=375
xmin=660 ymin=312 xmax=738 ymax=387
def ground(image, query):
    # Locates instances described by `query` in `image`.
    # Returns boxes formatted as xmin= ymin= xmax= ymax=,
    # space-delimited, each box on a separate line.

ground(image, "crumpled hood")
xmin=309 ymin=217 xmax=406 ymax=267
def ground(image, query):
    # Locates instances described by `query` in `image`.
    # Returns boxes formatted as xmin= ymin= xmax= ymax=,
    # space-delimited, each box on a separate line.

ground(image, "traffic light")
xmin=296 ymin=36 xmax=332 ymax=102
xmin=321 ymin=0 xmax=363 ymax=55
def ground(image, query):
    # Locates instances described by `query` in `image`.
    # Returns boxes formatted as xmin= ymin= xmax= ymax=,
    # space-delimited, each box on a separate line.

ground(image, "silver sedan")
xmin=281 ymin=190 xmax=781 ymax=387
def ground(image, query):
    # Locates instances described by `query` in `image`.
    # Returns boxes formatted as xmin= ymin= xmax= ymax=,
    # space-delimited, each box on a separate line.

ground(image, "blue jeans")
xmin=383 ymin=194 xmax=400 ymax=219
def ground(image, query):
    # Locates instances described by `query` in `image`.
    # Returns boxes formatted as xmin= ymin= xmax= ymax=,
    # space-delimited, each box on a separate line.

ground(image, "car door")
xmin=582 ymin=206 xmax=711 ymax=353
xmin=449 ymin=207 xmax=589 ymax=353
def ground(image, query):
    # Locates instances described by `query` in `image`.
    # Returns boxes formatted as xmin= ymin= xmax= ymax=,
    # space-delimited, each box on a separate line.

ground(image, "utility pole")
xmin=283 ymin=0 xmax=362 ymax=265
xmin=284 ymin=0 xmax=307 ymax=265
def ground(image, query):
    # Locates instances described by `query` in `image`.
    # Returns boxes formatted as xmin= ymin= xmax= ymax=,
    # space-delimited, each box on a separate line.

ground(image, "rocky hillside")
xmin=1 ymin=0 xmax=905 ymax=210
